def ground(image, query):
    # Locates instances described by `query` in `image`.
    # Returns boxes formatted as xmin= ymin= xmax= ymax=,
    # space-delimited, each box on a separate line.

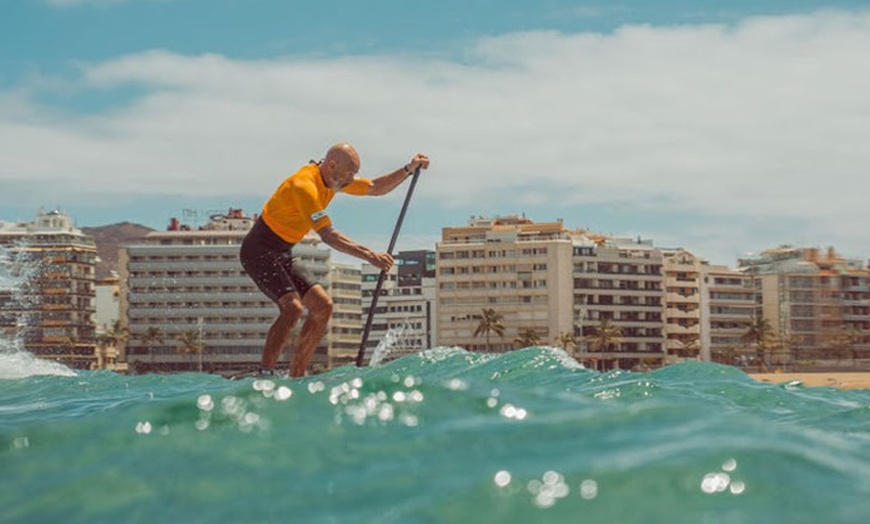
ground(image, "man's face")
xmin=329 ymin=156 xmax=360 ymax=190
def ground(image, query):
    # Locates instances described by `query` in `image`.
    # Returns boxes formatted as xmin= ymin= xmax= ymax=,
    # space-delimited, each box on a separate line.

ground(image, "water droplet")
xmin=447 ymin=378 xmax=468 ymax=391
xmin=409 ymin=390 xmax=424 ymax=403
xmin=253 ymin=379 xmax=275 ymax=392
xmin=579 ymin=479 xmax=598 ymax=500
xmin=274 ymin=386 xmax=293 ymax=401
xmin=543 ymin=471 xmax=562 ymax=485
xmin=197 ymin=394 xmax=214 ymax=411
xmin=534 ymin=492 xmax=556 ymax=508
xmin=722 ymin=459 xmax=737 ymax=472
xmin=730 ymin=481 xmax=746 ymax=495
xmin=701 ymin=472 xmax=731 ymax=494
xmin=135 ymin=421 xmax=152 ymax=435
xmin=494 ymin=470 xmax=512 ymax=487
xmin=377 ymin=404 xmax=394 ymax=422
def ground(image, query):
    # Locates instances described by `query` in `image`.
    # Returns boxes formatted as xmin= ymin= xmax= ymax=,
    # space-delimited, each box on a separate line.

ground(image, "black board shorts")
xmin=239 ymin=217 xmax=318 ymax=303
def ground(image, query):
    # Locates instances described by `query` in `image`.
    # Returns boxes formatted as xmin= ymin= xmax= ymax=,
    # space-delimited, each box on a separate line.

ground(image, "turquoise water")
xmin=2 ymin=347 xmax=870 ymax=524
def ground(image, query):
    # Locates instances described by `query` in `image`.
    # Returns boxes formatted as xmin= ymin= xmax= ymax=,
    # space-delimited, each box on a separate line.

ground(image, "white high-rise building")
xmin=119 ymin=210 xmax=333 ymax=374
xmin=738 ymin=246 xmax=870 ymax=366
xmin=662 ymin=249 xmax=703 ymax=362
xmin=437 ymin=216 xmax=574 ymax=353
xmin=328 ymin=262 xmax=363 ymax=368
xmin=436 ymin=215 xmax=667 ymax=370
xmin=0 ymin=209 xmax=97 ymax=369
xmin=360 ymin=250 xmax=437 ymax=364
xmin=572 ymin=235 xmax=666 ymax=369
xmin=700 ymin=264 xmax=755 ymax=364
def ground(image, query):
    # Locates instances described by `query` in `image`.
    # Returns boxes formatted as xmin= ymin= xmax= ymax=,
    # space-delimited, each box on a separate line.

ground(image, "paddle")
xmin=355 ymin=166 xmax=422 ymax=367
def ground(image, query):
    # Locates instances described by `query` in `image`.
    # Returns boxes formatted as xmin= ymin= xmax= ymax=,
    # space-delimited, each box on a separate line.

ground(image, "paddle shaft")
xmin=355 ymin=166 xmax=422 ymax=367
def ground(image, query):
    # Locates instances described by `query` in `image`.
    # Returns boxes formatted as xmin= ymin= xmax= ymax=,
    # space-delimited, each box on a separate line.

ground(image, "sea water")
xmin=1 ymin=345 xmax=869 ymax=524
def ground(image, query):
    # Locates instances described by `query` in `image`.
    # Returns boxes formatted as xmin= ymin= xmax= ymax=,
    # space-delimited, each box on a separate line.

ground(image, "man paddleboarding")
xmin=240 ymin=143 xmax=430 ymax=377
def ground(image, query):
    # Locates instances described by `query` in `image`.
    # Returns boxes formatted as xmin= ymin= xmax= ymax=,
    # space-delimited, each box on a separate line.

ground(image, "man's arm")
xmin=317 ymin=225 xmax=393 ymax=271
xmin=368 ymin=153 xmax=430 ymax=196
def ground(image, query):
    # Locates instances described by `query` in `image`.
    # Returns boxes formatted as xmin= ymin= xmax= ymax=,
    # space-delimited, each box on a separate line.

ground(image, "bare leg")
xmin=290 ymin=285 xmax=333 ymax=377
xmin=261 ymin=292 xmax=303 ymax=368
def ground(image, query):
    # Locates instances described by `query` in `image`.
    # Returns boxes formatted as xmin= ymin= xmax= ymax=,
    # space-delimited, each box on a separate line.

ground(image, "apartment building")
xmin=662 ymin=249 xmax=703 ymax=362
xmin=120 ymin=210 xmax=335 ymax=374
xmin=700 ymin=264 xmax=755 ymax=363
xmin=328 ymin=262 xmax=363 ymax=368
xmin=360 ymin=250 xmax=436 ymax=364
xmin=437 ymin=216 xmax=574 ymax=353
xmin=0 ymin=209 xmax=97 ymax=369
xmin=573 ymin=235 xmax=666 ymax=369
xmin=739 ymin=246 xmax=870 ymax=361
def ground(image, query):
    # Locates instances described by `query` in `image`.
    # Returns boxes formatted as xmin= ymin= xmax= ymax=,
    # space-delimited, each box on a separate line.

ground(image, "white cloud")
xmin=2 ymin=10 xmax=870 ymax=263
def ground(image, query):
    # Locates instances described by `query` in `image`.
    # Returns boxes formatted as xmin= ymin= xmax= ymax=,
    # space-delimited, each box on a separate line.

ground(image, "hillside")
xmin=82 ymin=222 xmax=154 ymax=280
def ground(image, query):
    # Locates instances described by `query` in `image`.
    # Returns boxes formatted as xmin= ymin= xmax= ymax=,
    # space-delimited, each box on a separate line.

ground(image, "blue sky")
xmin=1 ymin=0 xmax=869 ymax=266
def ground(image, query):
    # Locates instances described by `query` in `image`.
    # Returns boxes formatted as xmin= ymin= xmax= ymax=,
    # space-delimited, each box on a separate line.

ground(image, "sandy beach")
xmin=750 ymin=372 xmax=870 ymax=390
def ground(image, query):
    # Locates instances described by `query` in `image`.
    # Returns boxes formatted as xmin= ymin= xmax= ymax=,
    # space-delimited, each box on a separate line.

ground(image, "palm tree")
xmin=139 ymin=326 xmax=165 ymax=367
xmin=175 ymin=330 xmax=203 ymax=371
xmin=712 ymin=346 xmax=737 ymax=366
xmin=109 ymin=319 xmax=128 ymax=343
xmin=827 ymin=326 xmax=864 ymax=367
xmin=845 ymin=327 xmax=867 ymax=369
xmin=555 ymin=331 xmax=577 ymax=355
xmin=589 ymin=318 xmax=622 ymax=353
xmin=678 ymin=334 xmax=701 ymax=359
xmin=98 ymin=320 xmax=128 ymax=349
xmin=742 ymin=313 xmax=773 ymax=371
xmin=95 ymin=321 xmax=127 ymax=369
xmin=474 ymin=308 xmax=505 ymax=352
xmin=588 ymin=318 xmax=622 ymax=370
xmin=779 ymin=332 xmax=804 ymax=370
xmin=514 ymin=327 xmax=541 ymax=349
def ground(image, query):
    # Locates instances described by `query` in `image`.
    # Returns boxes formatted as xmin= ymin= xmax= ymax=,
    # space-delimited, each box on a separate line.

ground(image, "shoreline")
xmin=749 ymin=372 xmax=870 ymax=390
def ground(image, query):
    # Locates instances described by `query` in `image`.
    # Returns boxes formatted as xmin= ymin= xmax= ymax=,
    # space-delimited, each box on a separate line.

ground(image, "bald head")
xmin=325 ymin=143 xmax=359 ymax=165
xmin=322 ymin=143 xmax=360 ymax=190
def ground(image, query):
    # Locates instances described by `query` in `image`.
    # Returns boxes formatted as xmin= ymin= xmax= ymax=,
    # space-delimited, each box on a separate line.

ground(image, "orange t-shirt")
xmin=261 ymin=163 xmax=372 ymax=243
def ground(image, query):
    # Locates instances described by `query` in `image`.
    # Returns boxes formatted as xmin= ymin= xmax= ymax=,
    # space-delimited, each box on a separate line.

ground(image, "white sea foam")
xmin=368 ymin=324 xmax=409 ymax=367
xmin=0 ymin=345 xmax=77 ymax=379
xmin=0 ymin=244 xmax=76 ymax=379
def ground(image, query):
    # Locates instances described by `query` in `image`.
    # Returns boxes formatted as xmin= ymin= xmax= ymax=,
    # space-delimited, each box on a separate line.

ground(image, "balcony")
xmin=129 ymin=275 xmax=252 ymax=287
xmin=665 ymin=308 xmax=698 ymax=319
xmin=666 ymin=293 xmax=700 ymax=304
xmin=666 ymin=324 xmax=701 ymax=335
xmin=843 ymin=298 xmax=870 ymax=306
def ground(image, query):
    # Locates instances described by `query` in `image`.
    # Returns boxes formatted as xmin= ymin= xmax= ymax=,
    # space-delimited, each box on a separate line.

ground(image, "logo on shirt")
xmin=311 ymin=210 xmax=328 ymax=222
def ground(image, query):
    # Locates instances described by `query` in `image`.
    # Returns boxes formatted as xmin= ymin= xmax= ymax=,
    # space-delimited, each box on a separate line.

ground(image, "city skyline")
xmin=2 ymin=1 xmax=870 ymax=267
xmin=3 ymin=207 xmax=868 ymax=373
xmin=2 ymin=206 xmax=869 ymax=273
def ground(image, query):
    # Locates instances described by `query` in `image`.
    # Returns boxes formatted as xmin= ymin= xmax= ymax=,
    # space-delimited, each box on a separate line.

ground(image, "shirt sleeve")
xmin=342 ymin=177 xmax=373 ymax=196
xmin=290 ymin=179 xmax=332 ymax=232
